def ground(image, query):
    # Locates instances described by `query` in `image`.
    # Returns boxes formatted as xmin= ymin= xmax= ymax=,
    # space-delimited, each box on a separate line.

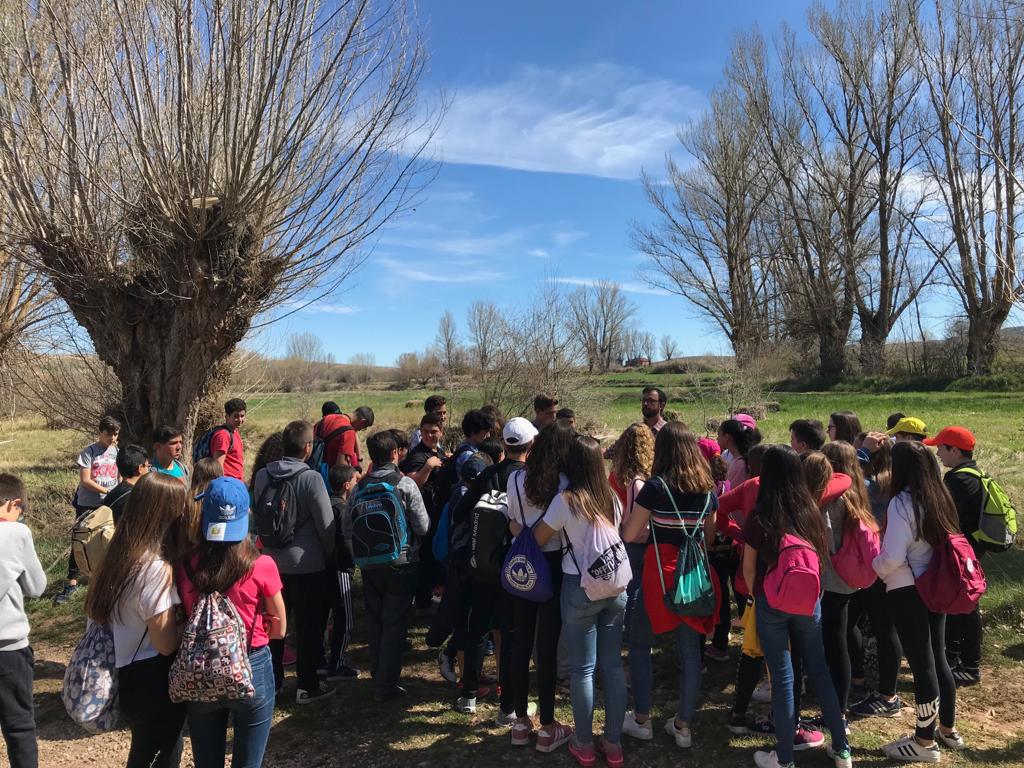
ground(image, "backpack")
xmin=650 ymin=483 xmax=715 ymax=617
xmin=71 ymin=505 xmax=115 ymax=578
xmin=763 ymin=533 xmax=821 ymax=616
xmin=168 ymin=591 xmax=255 ymax=703
xmin=254 ymin=467 xmax=314 ymax=549
xmin=192 ymin=424 xmax=234 ymax=464
xmin=566 ymin=516 xmax=632 ymax=602
xmin=830 ymin=518 xmax=881 ymax=590
xmin=308 ymin=423 xmax=353 ymax=486
xmin=469 ymin=490 xmax=510 ymax=583
xmin=915 ymin=532 xmax=987 ymax=615
xmin=433 ymin=443 xmax=476 ymax=518
xmin=62 ymin=620 xmax=120 ymax=733
xmin=953 ymin=466 xmax=1017 ymax=553
xmin=350 ymin=471 xmax=409 ymax=568
xmin=501 ymin=471 xmax=554 ymax=602
xmin=432 ymin=500 xmax=452 ymax=565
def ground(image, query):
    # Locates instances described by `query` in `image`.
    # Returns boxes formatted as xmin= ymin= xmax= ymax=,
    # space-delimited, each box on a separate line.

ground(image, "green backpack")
xmin=954 ymin=466 xmax=1017 ymax=552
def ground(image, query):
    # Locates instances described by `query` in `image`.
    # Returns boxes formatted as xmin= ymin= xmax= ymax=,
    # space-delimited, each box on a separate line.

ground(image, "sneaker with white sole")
xmin=826 ymin=745 xmax=854 ymax=768
xmin=936 ymin=729 xmax=965 ymax=751
xmin=438 ymin=650 xmax=457 ymax=684
xmin=621 ymin=711 xmax=653 ymax=741
xmin=792 ymin=724 xmax=825 ymax=751
xmin=496 ymin=709 xmax=516 ymax=727
xmin=752 ymin=680 xmax=772 ymax=703
xmin=728 ymin=712 xmax=750 ymax=735
xmin=511 ymin=716 xmax=533 ymax=746
xmin=883 ymin=734 xmax=941 ymax=763
xmin=454 ymin=696 xmax=476 ymax=714
xmin=951 ymin=666 xmax=980 ymax=687
xmin=535 ymin=720 xmax=573 ymax=753
xmin=664 ymin=717 xmax=692 ymax=748
xmin=849 ymin=691 xmax=903 ymax=718
xmin=295 ymin=683 xmax=336 ymax=705
xmin=753 ymin=750 xmax=795 ymax=768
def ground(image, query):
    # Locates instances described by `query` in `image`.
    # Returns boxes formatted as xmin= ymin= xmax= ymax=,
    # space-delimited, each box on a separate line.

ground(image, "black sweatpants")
xmin=271 ymin=571 xmax=327 ymax=692
xmin=945 ymin=608 xmax=982 ymax=674
xmin=510 ymin=551 xmax=563 ymax=724
xmin=848 ymin=579 xmax=902 ymax=696
xmin=460 ymin=579 xmax=513 ymax=712
xmin=118 ymin=653 xmax=185 ymax=768
xmin=886 ymin=586 xmax=956 ymax=740
xmin=0 ymin=647 xmax=37 ymax=768
xmin=362 ymin=565 xmax=417 ymax=694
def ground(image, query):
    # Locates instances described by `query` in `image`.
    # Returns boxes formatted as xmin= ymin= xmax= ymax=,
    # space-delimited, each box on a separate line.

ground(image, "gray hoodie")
xmin=359 ymin=464 xmax=430 ymax=564
xmin=0 ymin=522 xmax=47 ymax=650
xmin=253 ymin=457 xmax=335 ymax=575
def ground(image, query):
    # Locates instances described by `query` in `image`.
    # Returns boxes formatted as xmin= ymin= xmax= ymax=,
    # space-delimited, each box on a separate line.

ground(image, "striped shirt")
xmin=634 ymin=477 xmax=716 ymax=546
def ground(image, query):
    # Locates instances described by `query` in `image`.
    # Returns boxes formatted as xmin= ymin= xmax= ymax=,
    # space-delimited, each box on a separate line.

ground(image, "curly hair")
xmin=611 ymin=423 xmax=654 ymax=484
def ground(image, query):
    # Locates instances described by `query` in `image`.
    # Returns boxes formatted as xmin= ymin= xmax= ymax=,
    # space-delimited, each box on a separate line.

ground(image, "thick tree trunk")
xmin=858 ymin=320 xmax=888 ymax=375
xmin=965 ymin=312 xmax=1002 ymax=376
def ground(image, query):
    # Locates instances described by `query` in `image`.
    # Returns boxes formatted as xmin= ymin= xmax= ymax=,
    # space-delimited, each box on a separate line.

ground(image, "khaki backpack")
xmin=71 ymin=506 xmax=115 ymax=578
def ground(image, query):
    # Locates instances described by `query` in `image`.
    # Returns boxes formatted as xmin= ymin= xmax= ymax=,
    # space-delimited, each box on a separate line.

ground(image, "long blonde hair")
xmin=611 ymin=423 xmax=654 ymax=484
xmin=85 ymin=472 xmax=186 ymax=624
xmin=822 ymin=441 xmax=878 ymax=533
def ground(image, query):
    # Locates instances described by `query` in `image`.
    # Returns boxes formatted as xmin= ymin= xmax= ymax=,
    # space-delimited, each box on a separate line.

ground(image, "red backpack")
xmin=830 ymin=520 xmax=881 ymax=590
xmin=763 ymin=533 xmax=821 ymax=616
xmin=915 ymin=533 xmax=986 ymax=615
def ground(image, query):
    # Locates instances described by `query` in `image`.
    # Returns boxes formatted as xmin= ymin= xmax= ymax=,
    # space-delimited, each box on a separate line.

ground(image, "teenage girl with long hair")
xmin=85 ymin=472 xmax=187 ymax=768
xmin=176 ymin=457 xmax=224 ymax=559
xmin=610 ymin=423 xmax=654 ymax=644
xmin=175 ymin=477 xmax=287 ymax=768
xmin=740 ymin=447 xmax=852 ymax=768
xmin=718 ymin=418 xmax=759 ymax=488
xmin=535 ymin=436 xmax=628 ymax=768
xmin=872 ymin=441 xmax=963 ymax=762
xmin=827 ymin=412 xmax=862 ymax=445
xmin=505 ymin=422 xmax=576 ymax=754
xmin=620 ymin=422 xmax=717 ymax=751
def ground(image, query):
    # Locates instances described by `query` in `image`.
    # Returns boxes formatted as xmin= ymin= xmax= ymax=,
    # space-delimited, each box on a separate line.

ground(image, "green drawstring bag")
xmin=651 ymin=480 xmax=716 ymax=617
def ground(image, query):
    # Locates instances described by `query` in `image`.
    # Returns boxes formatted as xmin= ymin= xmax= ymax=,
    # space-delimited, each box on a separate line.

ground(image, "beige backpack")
xmin=71 ymin=506 xmax=115 ymax=578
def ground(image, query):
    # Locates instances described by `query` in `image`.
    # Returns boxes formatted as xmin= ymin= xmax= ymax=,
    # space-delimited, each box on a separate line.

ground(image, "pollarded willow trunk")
xmin=858 ymin=321 xmax=888 ymax=375
xmin=965 ymin=311 xmax=1003 ymax=376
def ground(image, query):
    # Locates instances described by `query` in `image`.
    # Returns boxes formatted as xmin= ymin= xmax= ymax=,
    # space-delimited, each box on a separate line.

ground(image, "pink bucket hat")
xmin=732 ymin=413 xmax=757 ymax=430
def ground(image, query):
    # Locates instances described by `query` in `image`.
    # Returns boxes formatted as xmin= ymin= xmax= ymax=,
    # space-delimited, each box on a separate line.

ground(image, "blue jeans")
xmin=186 ymin=645 xmax=275 ymax=768
xmin=621 ymin=542 xmax=647 ymax=645
xmin=755 ymin=595 xmax=849 ymax=763
xmin=628 ymin=582 xmax=703 ymax=722
xmin=560 ymin=574 xmax=627 ymax=746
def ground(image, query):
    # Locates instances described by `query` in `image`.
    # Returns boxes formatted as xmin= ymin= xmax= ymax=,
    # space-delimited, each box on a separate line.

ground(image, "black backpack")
xmin=254 ymin=467 xmax=313 ymax=549
xmin=468 ymin=489 xmax=510 ymax=583
xmin=308 ymin=423 xmax=353 ymax=484
xmin=193 ymin=425 xmax=234 ymax=464
xmin=432 ymin=443 xmax=476 ymax=519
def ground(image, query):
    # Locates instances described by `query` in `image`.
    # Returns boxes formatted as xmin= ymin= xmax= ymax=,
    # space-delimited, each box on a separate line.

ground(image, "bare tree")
xmin=0 ymin=0 xmax=434 ymax=445
xmin=635 ymin=81 xmax=778 ymax=365
xmin=660 ymin=334 xmax=680 ymax=361
xmin=567 ymin=281 xmax=637 ymax=373
xmin=434 ymin=310 xmax=463 ymax=390
xmin=466 ymin=300 xmax=502 ymax=391
xmin=347 ymin=353 xmax=377 ymax=385
xmin=912 ymin=0 xmax=1024 ymax=374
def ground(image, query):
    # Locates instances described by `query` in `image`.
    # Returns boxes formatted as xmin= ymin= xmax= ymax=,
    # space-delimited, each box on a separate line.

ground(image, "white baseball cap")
xmin=503 ymin=417 xmax=539 ymax=446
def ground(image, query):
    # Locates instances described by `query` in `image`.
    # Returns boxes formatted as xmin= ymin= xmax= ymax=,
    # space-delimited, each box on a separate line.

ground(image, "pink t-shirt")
xmin=176 ymin=554 xmax=282 ymax=649
xmin=210 ymin=427 xmax=245 ymax=481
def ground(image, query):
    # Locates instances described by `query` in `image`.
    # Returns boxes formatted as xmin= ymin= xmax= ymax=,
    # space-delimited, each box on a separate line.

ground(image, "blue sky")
xmin=262 ymin=1 xmax=1021 ymax=365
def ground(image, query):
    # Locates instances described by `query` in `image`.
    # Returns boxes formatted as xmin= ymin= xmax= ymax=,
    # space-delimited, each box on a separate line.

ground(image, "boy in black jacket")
xmin=320 ymin=465 xmax=360 ymax=681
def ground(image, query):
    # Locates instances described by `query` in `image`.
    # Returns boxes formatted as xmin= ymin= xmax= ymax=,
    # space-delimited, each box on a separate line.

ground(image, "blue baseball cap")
xmin=200 ymin=477 xmax=250 ymax=543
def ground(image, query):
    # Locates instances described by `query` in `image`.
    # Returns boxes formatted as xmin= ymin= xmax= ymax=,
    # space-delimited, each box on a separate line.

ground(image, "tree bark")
xmin=858 ymin=321 xmax=889 ymax=375
xmin=965 ymin=311 xmax=1003 ymax=376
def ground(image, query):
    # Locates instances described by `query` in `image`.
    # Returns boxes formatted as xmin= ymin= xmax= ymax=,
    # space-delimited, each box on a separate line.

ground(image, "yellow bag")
xmin=71 ymin=505 xmax=114 ymax=578
xmin=741 ymin=600 xmax=762 ymax=658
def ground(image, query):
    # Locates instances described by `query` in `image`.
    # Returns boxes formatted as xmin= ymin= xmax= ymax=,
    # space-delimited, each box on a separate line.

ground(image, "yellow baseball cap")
xmin=886 ymin=416 xmax=928 ymax=437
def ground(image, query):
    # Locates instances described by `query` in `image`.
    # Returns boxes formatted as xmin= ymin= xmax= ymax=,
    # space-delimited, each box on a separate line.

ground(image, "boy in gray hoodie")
xmin=0 ymin=473 xmax=47 ymax=768
xmin=253 ymin=420 xmax=336 ymax=705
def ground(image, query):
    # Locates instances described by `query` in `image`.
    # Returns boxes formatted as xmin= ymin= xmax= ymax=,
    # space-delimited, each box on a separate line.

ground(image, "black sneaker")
xmin=727 ymin=712 xmax=750 ymax=735
xmin=296 ymin=683 xmax=336 ymax=705
xmin=849 ymin=692 xmax=902 ymax=718
xmin=952 ymin=666 xmax=981 ymax=687
xmin=324 ymin=664 xmax=360 ymax=682
xmin=373 ymin=685 xmax=408 ymax=702
xmin=52 ymin=583 xmax=78 ymax=606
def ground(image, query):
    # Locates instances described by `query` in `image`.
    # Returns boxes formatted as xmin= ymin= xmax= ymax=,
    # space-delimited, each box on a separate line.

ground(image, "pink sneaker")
xmin=511 ymin=716 xmax=533 ymax=747
xmin=598 ymin=737 xmax=624 ymax=768
xmin=793 ymin=724 xmax=825 ymax=751
xmin=535 ymin=720 xmax=574 ymax=753
xmin=568 ymin=739 xmax=597 ymax=767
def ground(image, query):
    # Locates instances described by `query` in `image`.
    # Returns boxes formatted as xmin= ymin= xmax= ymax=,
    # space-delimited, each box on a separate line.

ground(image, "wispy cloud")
xmin=380 ymin=224 xmax=527 ymax=257
xmin=377 ymin=256 xmax=507 ymax=283
xmin=553 ymin=229 xmax=588 ymax=246
xmin=551 ymin=276 xmax=672 ymax=296
xmin=414 ymin=63 xmax=706 ymax=180
xmin=529 ymin=248 xmax=550 ymax=258
xmin=282 ymin=299 xmax=361 ymax=315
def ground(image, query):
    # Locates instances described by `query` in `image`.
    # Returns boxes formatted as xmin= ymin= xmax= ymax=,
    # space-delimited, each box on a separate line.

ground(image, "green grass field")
xmin=3 ymin=379 xmax=1023 ymax=767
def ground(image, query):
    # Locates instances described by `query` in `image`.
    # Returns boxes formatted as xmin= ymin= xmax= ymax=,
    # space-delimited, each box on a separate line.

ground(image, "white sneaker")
xmin=496 ymin=708 xmax=516 ymax=727
xmin=664 ymin=717 xmax=692 ymax=748
xmin=827 ymin=745 xmax=854 ymax=768
xmin=753 ymin=750 xmax=794 ymax=768
xmin=454 ymin=696 xmax=476 ymax=714
xmin=883 ymin=734 xmax=941 ymax=763
xmin=621 ymin=711 xmax=653 ymax=741
xmin=753 ymin=680 xmax=772 ymax=703
xmin=936 ymin=729 xmax=965 ymax=751
xmin=438 ymin=650 xmax=457 ymax=684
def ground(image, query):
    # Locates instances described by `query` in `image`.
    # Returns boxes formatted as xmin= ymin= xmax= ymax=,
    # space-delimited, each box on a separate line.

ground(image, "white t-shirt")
xmin=505 ymin=470 xmax=569 ymax=554
xmin=112 ymin=554 xmax=181 ymax=668
xmin=542 ymin=492 xmax=623 ymax=575
xmin=76 ymin=442 xmax=119 ymax=508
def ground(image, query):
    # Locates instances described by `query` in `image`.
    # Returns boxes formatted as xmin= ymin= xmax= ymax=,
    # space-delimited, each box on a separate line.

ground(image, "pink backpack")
xmin=830 ymin=520 xmax=881 ymax=590
xmin=915 ymin=533 xmax=986 ymax=615
xmin=763 ymin=533 xmax=821 ymax=616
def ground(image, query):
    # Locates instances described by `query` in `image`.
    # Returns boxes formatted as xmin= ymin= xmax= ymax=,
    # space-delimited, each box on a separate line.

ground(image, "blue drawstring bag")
xmin=433 ymin=501 xmax=451 ymax=564
xmin=500 ymin=472 xmax=554 ymax=602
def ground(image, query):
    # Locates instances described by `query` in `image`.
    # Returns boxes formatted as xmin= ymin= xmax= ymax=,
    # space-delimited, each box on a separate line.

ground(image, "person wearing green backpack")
xmin=619 ymin=422 xmax=718 ymax=751
xmin=925 ymin=426 xmax=1015 ymax=688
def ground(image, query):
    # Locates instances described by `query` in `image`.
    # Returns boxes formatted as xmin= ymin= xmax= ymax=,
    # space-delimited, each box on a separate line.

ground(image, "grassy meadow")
xmin=2 ymin=375 xmax=1023 ymax=767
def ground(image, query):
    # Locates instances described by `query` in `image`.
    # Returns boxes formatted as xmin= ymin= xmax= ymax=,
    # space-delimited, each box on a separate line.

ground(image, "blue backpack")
xmin=307 ymin=423 xmax=353 ymax=486
xmin=500 ymin=471 xmax=554 ymax=602
xmin=350 ymin=472 xmax=409 ymax=568
xmin=193 ymin=425 xmax=233 ymax=464
xmin=433 ymin=500 xmax=452 ymax=565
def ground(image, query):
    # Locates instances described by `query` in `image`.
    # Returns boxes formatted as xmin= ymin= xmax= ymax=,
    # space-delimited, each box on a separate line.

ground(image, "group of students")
xmin=0 ymin=391 xmax=1012 ymax=768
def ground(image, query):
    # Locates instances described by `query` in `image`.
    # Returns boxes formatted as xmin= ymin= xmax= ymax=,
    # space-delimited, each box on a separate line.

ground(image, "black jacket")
xmin=944 ymin=460 xmax=984 ymax=539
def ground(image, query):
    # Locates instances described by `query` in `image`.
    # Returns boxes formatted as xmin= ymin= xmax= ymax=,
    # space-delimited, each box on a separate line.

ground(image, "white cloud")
xmin=282 ymin=299 xmax=360 ymax=315
xmin=380 ymin=224 xmax=527 ymax=257
xmin=553 ymin=229 xmax=588 ymax=246
xmin=414 ymin=63 xmax=706 ymax=179
xmin=551 ymin=276 xmax=672 ymax=296
xmin=529 ymin=248 xmax=550 ymax=258
xmin=377 ymin=256 xmax=507 ymax=283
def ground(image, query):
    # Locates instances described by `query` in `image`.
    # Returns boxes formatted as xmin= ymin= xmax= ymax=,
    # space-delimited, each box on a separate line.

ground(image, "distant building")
xmin=624 ymin=356 xmax=651 ymax=368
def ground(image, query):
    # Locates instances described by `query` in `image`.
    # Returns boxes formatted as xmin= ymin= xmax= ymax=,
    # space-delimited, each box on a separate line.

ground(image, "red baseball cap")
xmin=922 ymin=426 xmax=976 ymax=452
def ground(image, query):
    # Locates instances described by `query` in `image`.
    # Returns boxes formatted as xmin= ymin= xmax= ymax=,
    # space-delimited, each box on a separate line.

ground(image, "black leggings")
xmin=848 ymin=579 xmax=902 ymax=696
xmin=118 ymin=654 xmax=186 ymax=768
xmin=886 ymin=586 xmax=956 ymax=740
xmin=821 ymin=591 xmax=854 ymax=712
xmin=709 ymin=550 xmax=743 ymax=651
xmin=511 ymin=551 xmax=563 ymax=724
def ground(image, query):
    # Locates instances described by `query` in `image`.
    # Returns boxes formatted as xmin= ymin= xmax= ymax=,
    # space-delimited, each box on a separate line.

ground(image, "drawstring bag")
xmin=651 ymin=480 xmax=715 ymax=616
xmin=501 ymin=472 xmax=554 ymax=602
xmin=62 ymin=621 xmax=122 ymax=733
